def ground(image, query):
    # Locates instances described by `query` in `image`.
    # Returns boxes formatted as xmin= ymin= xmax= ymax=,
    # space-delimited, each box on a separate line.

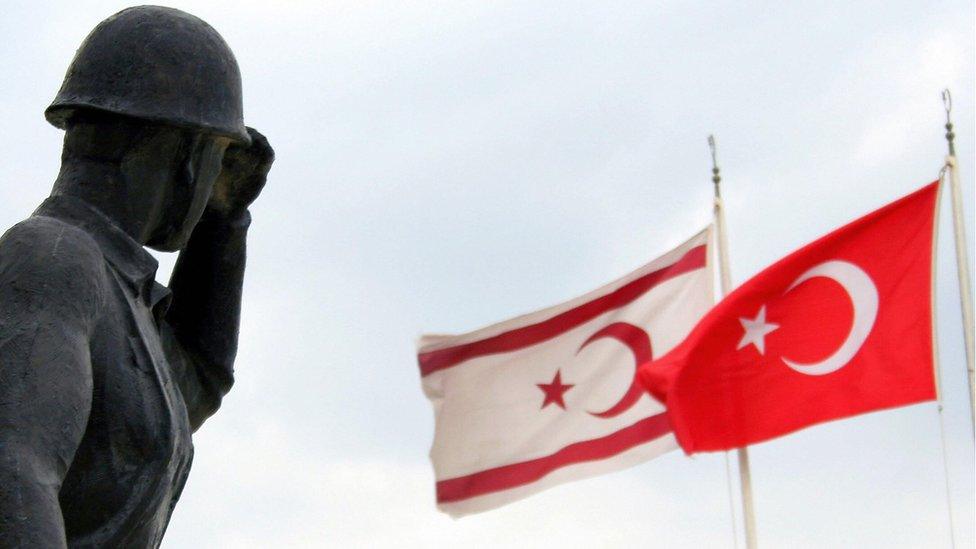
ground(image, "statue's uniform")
xmin=0 ymin=195 xmax=245 ymax=548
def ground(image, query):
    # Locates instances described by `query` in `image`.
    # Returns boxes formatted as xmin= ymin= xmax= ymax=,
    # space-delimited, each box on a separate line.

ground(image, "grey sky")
xmin=0 ymin=1 xmax=972 ymax=547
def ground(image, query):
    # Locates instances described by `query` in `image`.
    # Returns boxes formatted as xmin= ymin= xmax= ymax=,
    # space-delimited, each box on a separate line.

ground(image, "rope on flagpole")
xmin=941 ymin=89 xmax=976 ymax=436
xmin=936 ymin=403 xmax=957 ymax=549
xmin=710 ymin=135 xmax=756 ymax=549
xmin=722 ymin=452 xmax=740 ymax=549
xmin=935 ymin=164 xmax=957 ymax=549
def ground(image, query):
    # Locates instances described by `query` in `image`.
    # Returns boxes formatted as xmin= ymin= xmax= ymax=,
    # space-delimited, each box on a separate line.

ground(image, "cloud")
xmin=849 ymin=30 xmax=968 ymax=168
xmin=166 ymin=419 xmax=740 ymax=548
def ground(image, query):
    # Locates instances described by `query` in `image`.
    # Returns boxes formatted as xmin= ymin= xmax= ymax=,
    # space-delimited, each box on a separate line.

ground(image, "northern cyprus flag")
xmin=417 ymin=228 xmax=714 ymax=516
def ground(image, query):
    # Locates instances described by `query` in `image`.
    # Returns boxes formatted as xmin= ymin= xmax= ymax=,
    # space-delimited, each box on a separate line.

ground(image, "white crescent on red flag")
xmin=639 ymin=182 xmax=941 ymax=453
xmin=417 ymin=229 xmax=714 ymax=516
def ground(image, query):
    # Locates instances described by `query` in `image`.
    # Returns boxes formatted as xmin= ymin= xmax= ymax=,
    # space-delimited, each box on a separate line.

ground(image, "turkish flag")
xmin=638 ymin=182 xmax=940 ymax=453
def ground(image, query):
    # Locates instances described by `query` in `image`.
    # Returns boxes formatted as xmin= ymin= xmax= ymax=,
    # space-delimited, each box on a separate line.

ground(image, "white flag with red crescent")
xmin=417 ymin=228 xmax=714 ymax=516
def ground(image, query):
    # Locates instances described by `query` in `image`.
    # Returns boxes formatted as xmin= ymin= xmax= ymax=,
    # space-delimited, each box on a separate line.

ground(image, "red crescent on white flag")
xmin=577 ymin=322 xmax=652 ymax=418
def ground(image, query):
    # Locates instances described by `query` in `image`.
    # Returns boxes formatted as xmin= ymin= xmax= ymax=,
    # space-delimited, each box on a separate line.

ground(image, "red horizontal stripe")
xmin=419 ymin=245 xmax=707 ymax=376
xmin=436 ymin=413 xmax=672 ymax=503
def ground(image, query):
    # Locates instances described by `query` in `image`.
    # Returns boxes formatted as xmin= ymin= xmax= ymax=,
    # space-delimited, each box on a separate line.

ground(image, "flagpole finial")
xmin=942 ymin=89 xmax=956 ymax=156
xmin=708 ymin=134 xmax=722 ymax=198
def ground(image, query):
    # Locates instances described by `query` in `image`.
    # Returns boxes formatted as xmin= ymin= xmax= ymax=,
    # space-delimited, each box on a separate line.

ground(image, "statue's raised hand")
xmin=208 ymin=127 xmax=274 ymax=217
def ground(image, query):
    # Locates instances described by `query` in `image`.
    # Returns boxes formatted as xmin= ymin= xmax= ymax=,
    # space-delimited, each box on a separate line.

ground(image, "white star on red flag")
xmin=736 ymin=305 xmax=779 ymax=355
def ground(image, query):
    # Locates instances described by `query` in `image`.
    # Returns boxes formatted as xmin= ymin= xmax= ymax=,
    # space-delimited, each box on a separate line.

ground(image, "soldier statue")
xmin=0 ymin=6 xmax=273 ymax=547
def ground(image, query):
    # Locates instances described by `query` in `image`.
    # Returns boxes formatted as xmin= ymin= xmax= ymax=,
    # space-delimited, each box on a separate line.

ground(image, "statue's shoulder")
xmin=0 ymin=216 xmax=108 ymax=308
xmin=0 ymin=215 xmax=105 ymax=267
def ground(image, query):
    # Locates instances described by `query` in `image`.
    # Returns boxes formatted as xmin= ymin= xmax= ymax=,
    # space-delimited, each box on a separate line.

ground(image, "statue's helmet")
xmin=45 ymin=6 xmax=250 ymax=144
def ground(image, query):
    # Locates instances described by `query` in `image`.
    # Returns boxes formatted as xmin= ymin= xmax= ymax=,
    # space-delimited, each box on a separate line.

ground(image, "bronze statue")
xmin=0 ymin=6 xmax=273 ymax=547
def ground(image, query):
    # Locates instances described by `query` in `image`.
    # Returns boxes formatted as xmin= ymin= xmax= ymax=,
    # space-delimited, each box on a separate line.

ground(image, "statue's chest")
xmin=60 ymin=271 xmax=193 ymax=545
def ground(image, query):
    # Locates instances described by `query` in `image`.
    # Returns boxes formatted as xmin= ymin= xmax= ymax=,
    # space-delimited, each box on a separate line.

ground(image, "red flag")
xmin=638 ymin=182 xmax=940 ymax=453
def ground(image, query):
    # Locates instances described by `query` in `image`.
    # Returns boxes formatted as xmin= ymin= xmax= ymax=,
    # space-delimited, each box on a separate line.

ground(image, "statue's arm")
xmin=0 ymin=219 xmax=105 ymax=548
xmin=164 ymin=211 xmax=249 ymax=431
xmin=163 ymin=127 xmax=272 ymax=431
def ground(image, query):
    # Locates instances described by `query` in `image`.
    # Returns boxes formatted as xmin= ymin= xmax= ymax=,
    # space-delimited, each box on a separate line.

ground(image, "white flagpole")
xmin=709 ymin=135 xmax=759 ymax=549
xmin=942 ymin=89 xmax=976 ymax=435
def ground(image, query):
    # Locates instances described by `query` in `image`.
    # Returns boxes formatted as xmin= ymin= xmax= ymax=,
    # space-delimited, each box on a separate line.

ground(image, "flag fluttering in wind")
xmin=418 ymin=229 xmax=713 ymax=516
xmin=639 ymin=182 xmax=941 ymax=454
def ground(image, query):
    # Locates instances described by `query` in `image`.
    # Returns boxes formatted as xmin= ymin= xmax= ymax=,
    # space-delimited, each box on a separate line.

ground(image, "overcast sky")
xmin=0 ymin=1 xmax=973 ymax=547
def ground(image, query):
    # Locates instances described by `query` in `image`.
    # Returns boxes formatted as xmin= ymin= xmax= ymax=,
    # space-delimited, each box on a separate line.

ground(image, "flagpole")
xmin=942 ymin=89 xmax=976 ymax=434
xmin=709 ymin=135 xmax=759 ymax=549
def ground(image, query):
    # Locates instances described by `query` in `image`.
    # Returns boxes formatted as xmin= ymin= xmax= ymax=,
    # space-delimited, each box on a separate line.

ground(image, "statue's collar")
xmin=34 ymin=195 xmax=160 ymax=292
